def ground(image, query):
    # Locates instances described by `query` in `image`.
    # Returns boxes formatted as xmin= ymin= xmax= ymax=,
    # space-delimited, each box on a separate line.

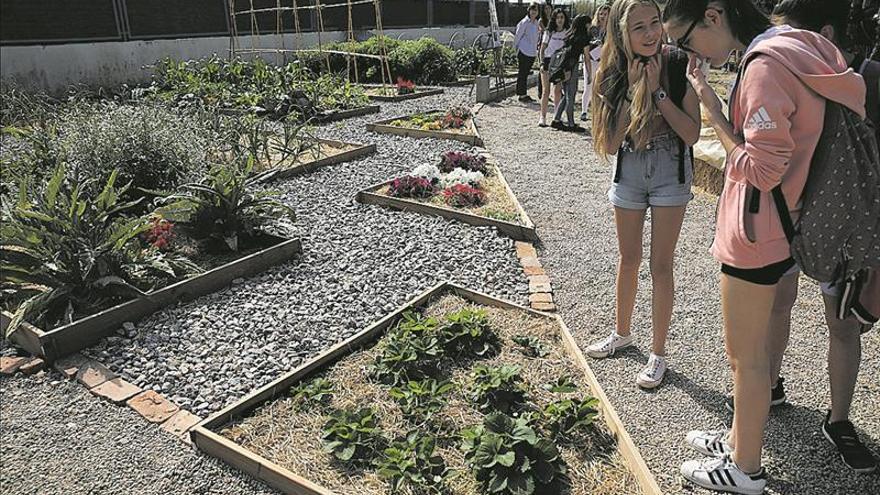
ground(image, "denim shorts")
xmin=608 ymin=132 xmax=694 ymax=209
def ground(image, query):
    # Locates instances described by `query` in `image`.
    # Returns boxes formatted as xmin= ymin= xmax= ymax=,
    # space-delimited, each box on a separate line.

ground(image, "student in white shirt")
xmin=513 ymin=3 xmax=542 ymax=102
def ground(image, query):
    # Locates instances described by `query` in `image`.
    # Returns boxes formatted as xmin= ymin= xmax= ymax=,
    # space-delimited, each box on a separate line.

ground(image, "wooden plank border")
xmin=354 ymin=162 xmax=538 ymax=242
xmin=191 ymin=282 xmax=662 ymax=495
xmin=365 ymin=109 xmax=484 ymax=146
xmin=362 ymin=85 xmax=445 ymax=102
xmin=1 ymin=236 xmax=303 ymax=361
xmin=313 ymin=105 xmax=380 ymax=123
xmin=252 ymin=139 xmax=376 ymax=182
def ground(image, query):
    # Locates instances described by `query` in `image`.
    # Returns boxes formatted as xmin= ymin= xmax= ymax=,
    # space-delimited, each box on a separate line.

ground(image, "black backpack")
xmin=548 ymin=46 xmax=575 ymax=83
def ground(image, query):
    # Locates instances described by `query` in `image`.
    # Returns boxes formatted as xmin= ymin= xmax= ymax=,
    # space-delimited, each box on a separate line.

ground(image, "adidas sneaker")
xmin=681 ymin=454 xmax=767 ymax=494
xmin=686 ymin=429 xmax=733 ymax=457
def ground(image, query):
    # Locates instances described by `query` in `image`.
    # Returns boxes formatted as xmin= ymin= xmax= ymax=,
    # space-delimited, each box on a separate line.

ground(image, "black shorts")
xmin=721 ymin=257 xmax=796 ymax=286
xmin=542 ymin=57 xmax=551 ymax=71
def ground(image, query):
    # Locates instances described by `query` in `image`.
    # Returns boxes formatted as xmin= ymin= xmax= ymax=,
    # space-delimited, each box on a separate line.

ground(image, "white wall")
xmin=1 ymin=26 xmax=514 ymax=95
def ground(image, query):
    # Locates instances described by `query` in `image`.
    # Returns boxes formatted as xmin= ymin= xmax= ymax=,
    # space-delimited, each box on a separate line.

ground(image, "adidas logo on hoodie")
xmin=746 ymin=106 xmax=778 ymax=130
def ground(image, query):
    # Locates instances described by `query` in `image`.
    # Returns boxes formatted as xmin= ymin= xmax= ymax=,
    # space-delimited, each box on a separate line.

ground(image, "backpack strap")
xmin=771 ymin=185 xmax=797 ymax=243
xmin=667 ymin=49 xmax=692 ymax=184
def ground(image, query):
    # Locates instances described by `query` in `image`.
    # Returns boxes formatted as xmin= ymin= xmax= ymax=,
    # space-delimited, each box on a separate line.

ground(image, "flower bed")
xmin=356 ymin=150 xmax=537 ymax=241
xmin=366 ymin=107 xmax=483 ymax=146
xmin=192 ymin=283 xmax=658 ymax=495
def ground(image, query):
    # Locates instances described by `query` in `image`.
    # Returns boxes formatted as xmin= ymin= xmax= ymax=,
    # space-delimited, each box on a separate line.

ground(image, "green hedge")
xmin=300 ymin=36 xmax=458 ymax=85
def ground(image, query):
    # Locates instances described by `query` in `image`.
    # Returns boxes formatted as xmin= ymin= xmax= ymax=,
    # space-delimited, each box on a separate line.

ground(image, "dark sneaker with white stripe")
xmin=725 ymin=376 xmax=786 ymax=412
xmin=681 ymin=455 xmax=767 ymax=494
xmin=822 ymin=411 xmax=878 ymax=473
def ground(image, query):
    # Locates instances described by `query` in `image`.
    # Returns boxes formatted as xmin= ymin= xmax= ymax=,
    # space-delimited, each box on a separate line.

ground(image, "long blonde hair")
xmin=590 ymin=0 xmax=661 ymax=158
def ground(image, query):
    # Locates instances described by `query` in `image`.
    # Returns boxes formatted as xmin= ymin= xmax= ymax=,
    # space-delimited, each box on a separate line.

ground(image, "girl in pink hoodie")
xmin=662 ymin=1 xmax=866 ymax=493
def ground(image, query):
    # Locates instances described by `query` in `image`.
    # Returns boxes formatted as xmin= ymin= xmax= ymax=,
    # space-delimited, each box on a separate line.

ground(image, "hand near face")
xmin=627 ymin=57 xmax=644 ymax=86
xmin=686 ymin=53 xmax=722 ymax=115
xmin=646 ymin=54 xmax=661 ymax=92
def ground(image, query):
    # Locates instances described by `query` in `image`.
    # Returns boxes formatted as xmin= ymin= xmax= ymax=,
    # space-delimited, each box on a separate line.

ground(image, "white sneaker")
xmin=586 ymin=331 xmax=633 ymax=358
xmin=686 ymin=429 xmax=734 ymax=457
xmin=636 ymin=353 xmax=667 ymax=388
xmin=681 ymin=455 xmax=767 ymax=494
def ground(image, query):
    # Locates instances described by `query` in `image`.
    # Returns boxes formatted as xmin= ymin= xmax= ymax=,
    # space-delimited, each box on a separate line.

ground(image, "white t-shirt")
xmin=542 ymin=30 xmax=567 ymax=59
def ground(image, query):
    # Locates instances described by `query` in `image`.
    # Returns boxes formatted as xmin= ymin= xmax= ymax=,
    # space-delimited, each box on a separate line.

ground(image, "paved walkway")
xmin=476 ymin=89 xmax=880 ymax=494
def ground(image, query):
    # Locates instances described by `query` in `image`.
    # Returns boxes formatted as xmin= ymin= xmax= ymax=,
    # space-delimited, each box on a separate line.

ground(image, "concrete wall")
xmin=0 ymin=26 xmax=514 ymax=95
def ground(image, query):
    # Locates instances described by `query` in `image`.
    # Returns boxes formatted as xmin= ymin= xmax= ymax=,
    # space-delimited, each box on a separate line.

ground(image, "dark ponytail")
xmin=663 ymin=0 xmax=771 ymax=47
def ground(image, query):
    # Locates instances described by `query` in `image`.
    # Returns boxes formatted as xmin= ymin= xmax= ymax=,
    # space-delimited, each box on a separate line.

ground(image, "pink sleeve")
xmin=726 ymin=57 xmax=797 ymax=192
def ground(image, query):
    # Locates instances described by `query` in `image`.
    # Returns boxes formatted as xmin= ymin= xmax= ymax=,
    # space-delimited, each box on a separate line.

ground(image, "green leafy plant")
xmin=158 ymin=157 xmax=295 ymax=252
xmin=290 ymin=376 xmax=334 ymax=408
xmin=512 ymin=335 xmax=550 ymax=358
xmin=229 ymin=114 xmax=319 ymax=175
xmin=461 ymin=413 xmax=567 ymax=495
xmin=370 ymin=329 xmax=444 ymax=386
xmin=321 ymin=407 xmax=384 ymax=464
xmin=389 ymin=378 xmax=455 ymax=423
xmin=439 ymin=307 xmax=498 ymax=358
xmin=541 ymin=376 xmax=577 ymax=394
xmin=375 ymin=431 xmax=449 ymax=492
xmin=0 ymin=165 xmax=199 ymax=335
xmin=542 ymin=397 xmax=600 ymax=440
xmin=469 ymin=364 xmax=529 ymax=414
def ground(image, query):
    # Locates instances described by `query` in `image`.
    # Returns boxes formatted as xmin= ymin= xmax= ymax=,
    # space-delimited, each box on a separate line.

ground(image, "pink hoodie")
xmin=711 ymin=28 xmax=867 ymax=269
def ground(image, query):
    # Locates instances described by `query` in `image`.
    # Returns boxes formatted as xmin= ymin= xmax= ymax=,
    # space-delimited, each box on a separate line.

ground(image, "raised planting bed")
xmin=1 ymin=233 xmax=302 ymax=361
xmin=355 ymin=150 xmax=537 ymax=241
xmin=313 ymin=105 xmax=381 ymax=123
xmin=363 ymin=84 xmax=445 ymax=102
xmin=366 ymin=107 xmax=484 ymax=146
xmin=251 ymin=138 xmax=377 ymax=182
xmin=192 ymin=282 xmax=661 ymax=495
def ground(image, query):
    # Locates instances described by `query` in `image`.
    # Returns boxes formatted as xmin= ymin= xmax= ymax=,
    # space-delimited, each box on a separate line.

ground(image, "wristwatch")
xmin=653 ymin=87 xmax=668 ymax=103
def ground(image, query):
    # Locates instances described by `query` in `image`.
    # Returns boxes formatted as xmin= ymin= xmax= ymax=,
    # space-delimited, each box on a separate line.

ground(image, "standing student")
xmin=514 ymin=3 xmax=542 ymax=103
xmin=662 ymin=1 xmax=867 ymax=493
xmin=539 ymin=8 xmax=571 ymax=127
xmin=731 ymin=0 xmax=878 ymax=474
xmin=586 ymin=0 xmax=701 ymax=391
xmin=551 ymin=14 xmax=592 ymax=131
xmin=537 ymin=1 xmax=555 ymax=98
xmin=583 ymin=3 xmax=611 ymax=121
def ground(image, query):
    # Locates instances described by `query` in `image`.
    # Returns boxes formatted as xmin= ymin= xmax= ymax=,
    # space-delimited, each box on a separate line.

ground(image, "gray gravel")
xmin=0 ymin=371 xmax=278 ymax=494
xmin=476 ymin=87 xmax=880 ymax=495
xmin=81 ymin=87 xmax=529 ymax=417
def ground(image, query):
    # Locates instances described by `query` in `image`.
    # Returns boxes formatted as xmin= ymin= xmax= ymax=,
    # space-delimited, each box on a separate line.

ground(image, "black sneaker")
xmin=726 ymin=376 xmax=786 ymax=412
xmin=550 ymin=120 xmax=565 ymax=130
xmin=822 ymin=411 xmax=878 ymax=473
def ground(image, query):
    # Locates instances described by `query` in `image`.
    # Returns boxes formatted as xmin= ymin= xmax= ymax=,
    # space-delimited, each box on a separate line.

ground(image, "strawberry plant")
xmin=387 ymin=175 xmax=436 ymax=199
xmin=321 ymin=407 xmax=384 ymax=464
xmin=541 ymin=376 xmax=577 ymax=394
xmin=370 ymin=329 xmax=444 ymax=385
xmin=374 ymin=431 xmax=449 ymax=493
xmin=443 ymin=184 xmax=486 ymax=208
xmin=439 ymin=307 xmax=498 ymax=358
xmin=461 ymin=413 xmax=567 ymax=495
xmin=389 ymin=378 xmax=455 ymax=422
xmin=290 ymin=376 xmax=334 ymax=408
xmin=542 ymin=397 xmax=600 ymax=440
xmin=512 ymin=335 xmax=549 ymax=358
xmin=468 ymin=364 xmax=529 ymax=414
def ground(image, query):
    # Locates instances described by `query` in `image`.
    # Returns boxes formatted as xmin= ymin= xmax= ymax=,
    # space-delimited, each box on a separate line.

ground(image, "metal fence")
xmin=0 ymin=0 xmax=529 ymax=46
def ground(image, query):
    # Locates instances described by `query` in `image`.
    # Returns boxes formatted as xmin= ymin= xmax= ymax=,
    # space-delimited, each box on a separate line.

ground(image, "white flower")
xmin=411 ymin=163 xmax=442 ymax=182
xmin=441 ymin=169 xmax=484 ymax=189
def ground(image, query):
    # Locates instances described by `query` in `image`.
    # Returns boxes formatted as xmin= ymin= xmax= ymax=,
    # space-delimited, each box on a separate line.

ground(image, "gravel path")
xmin=82 ymin=87 xmax=529 ymax=417
xmin=0 ymin=372 xmax=279 ymax=494
xmin=476 ymin=90 xmax=880 ymax=495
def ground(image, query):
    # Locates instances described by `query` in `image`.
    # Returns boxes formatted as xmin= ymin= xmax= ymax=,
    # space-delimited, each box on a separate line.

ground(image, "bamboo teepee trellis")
xmin=227 ymin=0 xmax=394 ymax=87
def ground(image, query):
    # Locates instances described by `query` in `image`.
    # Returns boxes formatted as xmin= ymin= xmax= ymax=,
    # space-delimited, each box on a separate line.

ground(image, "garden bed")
xmin=314 ymin=105 xmax=381 ymax=123
xmin=251 ymin=139 xmax=377 ymax=182
xmin=355 ymin=151 xmax=537 ymax=242
xmin=191 ymin=282 xmax=659 ymax=495
xmin=363 ymin=85 xmax=445 ymax=102
xmin=366 ymin=109 xmax=484 ymax=146
xmin=1 ymin=234 xmax=302 ymax=361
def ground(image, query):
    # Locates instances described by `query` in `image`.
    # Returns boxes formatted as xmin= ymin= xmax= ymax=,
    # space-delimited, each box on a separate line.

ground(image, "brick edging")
xmin=2 ymin=352 xmax=201 ymax=445
xmin=514 ymin=241 xmax=557 ymax=312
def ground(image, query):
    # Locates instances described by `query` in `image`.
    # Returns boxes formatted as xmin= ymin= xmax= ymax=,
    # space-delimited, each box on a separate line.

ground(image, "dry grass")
xmin=252 ymin=138 xmax=360 ymax=174
xmin=220 ymin=294 xmax=641 ymax=495
xmin=375 ymin=164 xmax=522 ymax=224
